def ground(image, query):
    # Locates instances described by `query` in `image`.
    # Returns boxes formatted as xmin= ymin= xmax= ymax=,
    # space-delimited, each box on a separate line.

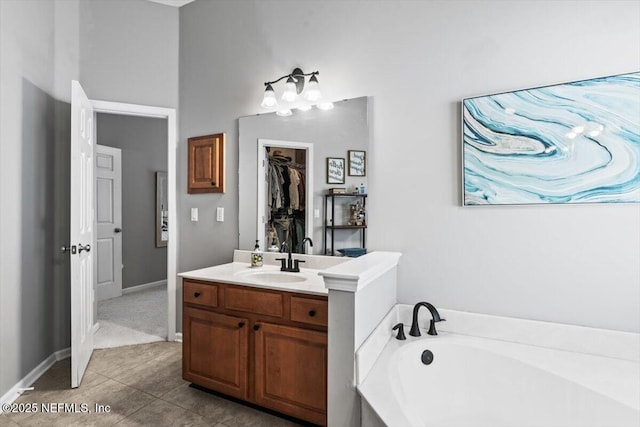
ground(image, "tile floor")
xmin=1 ymin=342 xmax=303 ymax=427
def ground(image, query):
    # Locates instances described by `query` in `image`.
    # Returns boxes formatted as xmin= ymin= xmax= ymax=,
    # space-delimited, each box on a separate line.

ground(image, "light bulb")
xmin=282 ymin=76 xmax=297 ymax=102
xmin=276 ymin=109 xmax=292 ymax=117
xmin=304 ymin=74 xmax=321 ymax=102
xmin=261 ymin=84 xmax=277 ymax=108
xmin=317 ymin=102 xmax=334 ymax=111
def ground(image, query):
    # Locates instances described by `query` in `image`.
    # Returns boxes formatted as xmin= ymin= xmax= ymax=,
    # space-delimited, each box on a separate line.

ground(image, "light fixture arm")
xmin=264 ymin=69 xmax=319 ymax=87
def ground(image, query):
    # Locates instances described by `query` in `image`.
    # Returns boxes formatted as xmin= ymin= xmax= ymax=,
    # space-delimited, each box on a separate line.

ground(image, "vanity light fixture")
xmin=261 ymin=67 xmax=323 ymax=110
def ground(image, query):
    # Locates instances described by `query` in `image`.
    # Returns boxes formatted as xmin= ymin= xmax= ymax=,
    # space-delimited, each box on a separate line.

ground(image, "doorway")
xmin=93 ymin=114 xmax=169 ymax=348
xmin=91 ymin=100 xmax=178 ymax=345
xmin=257 ymin=139 xmax=314 ymax=253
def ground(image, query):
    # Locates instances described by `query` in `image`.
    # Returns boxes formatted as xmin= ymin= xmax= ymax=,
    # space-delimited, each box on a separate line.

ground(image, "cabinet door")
xmin=188 ymin=133 xmax=225 ymax=193
xmin=183 ymin=306 xmax=248 ymax=399
xmin=254 ymin=322 xmax=327 ymax=425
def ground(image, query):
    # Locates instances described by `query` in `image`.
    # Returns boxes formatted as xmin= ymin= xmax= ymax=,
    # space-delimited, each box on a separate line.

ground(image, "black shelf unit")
xmin=324 ymin=193 xmax=367 ymax=256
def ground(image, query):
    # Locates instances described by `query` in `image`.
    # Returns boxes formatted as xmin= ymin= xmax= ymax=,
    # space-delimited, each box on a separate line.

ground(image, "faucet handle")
xmin=392 ymin=323 xmax=406 ymax=340
xmin=427 ymin=318 xmax=446 ymax=336
xmin=293 ymin=259 xmax=305 ymax=272
xmin=275 ymin=258 xmax=287 ymax=271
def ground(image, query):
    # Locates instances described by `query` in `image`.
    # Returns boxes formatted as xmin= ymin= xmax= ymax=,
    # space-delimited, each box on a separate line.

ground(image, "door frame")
xmin=257 ymin=139 xmax=314 ymax=251
xmin=91 ymin=100 xmax=178 ymax=341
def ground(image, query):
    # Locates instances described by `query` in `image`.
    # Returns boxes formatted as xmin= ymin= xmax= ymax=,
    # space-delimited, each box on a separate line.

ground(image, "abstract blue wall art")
xmin=462 ymin=72 xmax=640 ymax=205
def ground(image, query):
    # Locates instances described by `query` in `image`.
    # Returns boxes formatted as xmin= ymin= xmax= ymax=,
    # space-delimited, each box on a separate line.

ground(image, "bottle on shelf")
xmin=358 ymin=183 xmax=366 ymax=194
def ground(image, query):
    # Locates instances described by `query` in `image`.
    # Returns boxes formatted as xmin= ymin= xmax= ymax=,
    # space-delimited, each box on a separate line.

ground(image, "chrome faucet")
xmin=299 ymin=237 xmax=313 ymax=254
xmin=409 ymin=302 xmax=446 ymax=337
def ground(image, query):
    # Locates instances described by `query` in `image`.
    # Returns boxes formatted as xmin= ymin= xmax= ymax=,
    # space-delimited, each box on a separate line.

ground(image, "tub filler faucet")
xmin=409 ymin=302 xmax=446 ymax=337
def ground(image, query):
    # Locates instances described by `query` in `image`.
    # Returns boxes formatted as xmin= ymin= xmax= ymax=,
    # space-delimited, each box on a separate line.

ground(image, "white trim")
xmin=91 ymin=100 xmax=178 ymax=342
xmin=174 ymin=332 xmax=183 ymax=343
xmin=256 ymin=139 xmax=314 ymax=250
xmin=91 ymin=322 xmax=100 ymax=335
xmin=320 ymin=251 xmax=402 ymax=292
xmin=122 ymin=279 xmax=167 ymax=295
xmin=146 ymin=0 xmax=196 ymax=7
xmin=0 ymin=347 xmax=71 ymax=410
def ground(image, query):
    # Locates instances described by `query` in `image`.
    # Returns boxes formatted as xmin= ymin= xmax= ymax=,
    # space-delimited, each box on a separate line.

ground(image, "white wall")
xmin=179 ymin=0 xmax=640 ymax=332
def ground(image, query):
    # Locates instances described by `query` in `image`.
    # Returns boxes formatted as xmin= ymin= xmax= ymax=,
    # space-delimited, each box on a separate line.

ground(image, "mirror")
xmin=156 ymin=171 xmax=168 ymax=247
xmin=239 ymin=96 xmax=370 ymax=255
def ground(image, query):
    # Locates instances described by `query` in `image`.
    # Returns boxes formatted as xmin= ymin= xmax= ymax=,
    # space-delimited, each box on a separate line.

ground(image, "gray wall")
xmin=179 ymin=0 xmax=640 ymax=333
xmin=97 ymin=113 xmax=168 ymax=289
xmin=0 ymin=0 xmax=179 ymax=399
xmin=238 ymin=97 xmax=370 ymax=254
xmin=79 ymin=0 xmax=179 ymax=108
xmin=0 ymin=0 xmax=77 ymax=399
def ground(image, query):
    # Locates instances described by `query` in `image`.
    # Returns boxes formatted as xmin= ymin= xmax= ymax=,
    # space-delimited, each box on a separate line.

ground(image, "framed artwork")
xmin=348 ymin=150 xmax=366 ymax=176
xmin=327 ymin=157 xmax=345 ymax=184
xmin=462 ymin=72 xmax=639 ymax=205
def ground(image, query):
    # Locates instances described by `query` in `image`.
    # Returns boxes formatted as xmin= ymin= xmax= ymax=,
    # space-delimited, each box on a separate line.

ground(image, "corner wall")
xmin=179 ymin=0 xmax=640 ymax=332
xmin=0 ymin=0 xmax=78 ymax=399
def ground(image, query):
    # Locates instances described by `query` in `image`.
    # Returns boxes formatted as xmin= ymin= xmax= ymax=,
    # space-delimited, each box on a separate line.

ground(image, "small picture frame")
xmin=348 ymin=150 xmax=366 ymax=176
xmin=326 ymin=157 xmax=345 ymax=184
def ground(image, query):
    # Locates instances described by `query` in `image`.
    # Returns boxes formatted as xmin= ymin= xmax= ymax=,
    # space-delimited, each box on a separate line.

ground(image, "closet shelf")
xmin=325 ymin=225 xmax=367 ymax=229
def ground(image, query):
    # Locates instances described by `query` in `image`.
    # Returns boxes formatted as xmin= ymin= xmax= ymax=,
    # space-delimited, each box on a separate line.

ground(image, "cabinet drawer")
xmin=290 ymin=297 xmax=328 ymax=327
xmin=183 ymin=281 xmax=218 ymax=308
xmin=225 ymin=287 xmax=283 ymax=318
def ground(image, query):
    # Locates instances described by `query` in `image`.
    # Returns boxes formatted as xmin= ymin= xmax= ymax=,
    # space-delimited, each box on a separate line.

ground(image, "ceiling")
xmin=146 ymin=0 xmax=196 ymax=7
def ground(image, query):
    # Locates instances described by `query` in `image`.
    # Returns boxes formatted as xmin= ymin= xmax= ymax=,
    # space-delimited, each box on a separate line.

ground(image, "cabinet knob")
xmin=211 ymin=181 xmax=216 ymax=186
xmin=238 ymin=322 xmax=245 ymax=328
xmin=194 ymin=292 xmax=201 ymax=298
xmin=253 ymin=324 xmax=261 ymax=331
xmin=308 ymin=310 xmax=316 ymax=317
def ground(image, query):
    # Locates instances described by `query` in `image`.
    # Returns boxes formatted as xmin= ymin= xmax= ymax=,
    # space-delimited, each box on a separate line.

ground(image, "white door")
xmin=95 ymin=145 xmax=123 ymax=301
xmin=71 ymin=81 xmax=95 ymax=388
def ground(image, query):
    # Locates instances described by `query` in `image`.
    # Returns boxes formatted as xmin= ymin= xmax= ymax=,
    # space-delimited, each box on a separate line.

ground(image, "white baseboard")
xmin=122 ymin=279 xmax=167 ymax=295
xmin=174 ymin=332 xmax=183 ymax=343
xmin=0 ymin=347 xmax=70 ymax=410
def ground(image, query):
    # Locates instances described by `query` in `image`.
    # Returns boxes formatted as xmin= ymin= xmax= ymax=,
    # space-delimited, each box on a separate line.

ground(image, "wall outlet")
xmin=191 ymin=207 xmax=198 ymax=222
xmin=216 ymin=207 xmax=224 ymax=222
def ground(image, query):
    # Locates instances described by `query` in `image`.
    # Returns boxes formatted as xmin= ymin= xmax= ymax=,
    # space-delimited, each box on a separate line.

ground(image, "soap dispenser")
xmin=251 ymin=240 xmax=263 ymax=267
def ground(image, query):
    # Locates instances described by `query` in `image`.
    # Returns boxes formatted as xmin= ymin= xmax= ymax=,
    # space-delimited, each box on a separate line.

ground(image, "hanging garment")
xmin=289 ymin=168 xmax=301 ymax=210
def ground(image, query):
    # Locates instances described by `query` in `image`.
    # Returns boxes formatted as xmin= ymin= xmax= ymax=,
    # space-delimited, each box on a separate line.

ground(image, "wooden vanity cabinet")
xmin=182 ymin=279 xmax=328 ymax=426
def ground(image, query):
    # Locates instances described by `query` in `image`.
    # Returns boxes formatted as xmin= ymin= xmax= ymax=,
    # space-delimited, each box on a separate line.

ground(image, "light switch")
xmin=314 ymin=209 xmax=320 ymax=219
xmin=216 ymin=207 xmax=224 ymax=222
xmin=191 ymin=208 xmax=198 ymax=222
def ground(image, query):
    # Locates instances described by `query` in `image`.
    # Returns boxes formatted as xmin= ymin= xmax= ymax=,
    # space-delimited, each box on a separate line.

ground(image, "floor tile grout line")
xmin=111 ymin=397 xmax=158 ymax=426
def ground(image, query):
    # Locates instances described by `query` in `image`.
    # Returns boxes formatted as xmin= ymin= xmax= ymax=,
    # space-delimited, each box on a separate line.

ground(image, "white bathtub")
xmin=358 ymin=314 xmax=640 ymax=427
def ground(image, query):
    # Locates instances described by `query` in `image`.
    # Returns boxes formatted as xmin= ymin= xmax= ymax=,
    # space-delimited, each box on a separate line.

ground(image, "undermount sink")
xmin=236 ymin=270 xmax=307 ymax=283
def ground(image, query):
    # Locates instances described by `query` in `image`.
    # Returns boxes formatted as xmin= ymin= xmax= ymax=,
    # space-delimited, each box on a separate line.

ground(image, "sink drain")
xmin=421 ymin=349 xmax=434 ymax=365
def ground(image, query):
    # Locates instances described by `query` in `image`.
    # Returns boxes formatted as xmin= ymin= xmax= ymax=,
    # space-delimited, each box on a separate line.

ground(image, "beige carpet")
xmin=94 ymin=285 xmax=167 ymax=349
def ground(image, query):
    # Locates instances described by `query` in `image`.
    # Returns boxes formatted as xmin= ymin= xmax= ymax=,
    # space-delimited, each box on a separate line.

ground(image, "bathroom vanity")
xmin=179 ymin=251 xmax=346 ymax=426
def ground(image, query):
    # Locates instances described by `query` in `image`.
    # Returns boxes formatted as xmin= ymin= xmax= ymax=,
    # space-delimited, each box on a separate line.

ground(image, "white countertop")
xmin=178 ymin=262 xmax=328 ymax=296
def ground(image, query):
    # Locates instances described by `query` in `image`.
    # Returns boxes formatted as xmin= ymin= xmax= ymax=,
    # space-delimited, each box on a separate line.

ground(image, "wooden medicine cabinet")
xmin=188 ymin=133 xmax=225 ymax=193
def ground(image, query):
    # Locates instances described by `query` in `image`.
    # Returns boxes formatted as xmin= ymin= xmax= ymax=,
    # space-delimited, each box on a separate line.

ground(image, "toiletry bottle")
xmin=251 ymin=240 xmax=263 ymax=267
xmin=359 ymin=183 xmax=365 ymax=194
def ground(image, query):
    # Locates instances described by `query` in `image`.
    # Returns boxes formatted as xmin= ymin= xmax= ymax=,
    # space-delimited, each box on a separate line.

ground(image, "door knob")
xmin=78 ymin=244 xmax=91 ymax=253
xmin=114 ymin=227 xmax=122 ymax=233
